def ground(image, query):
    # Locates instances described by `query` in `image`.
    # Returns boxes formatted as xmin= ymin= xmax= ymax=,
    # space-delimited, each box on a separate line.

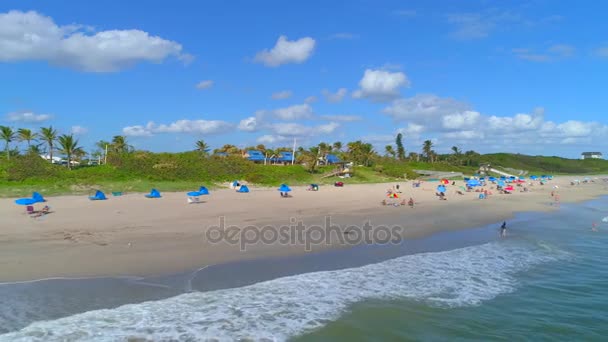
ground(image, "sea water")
xmin=0 ymin=198 xmax=607 ymax=341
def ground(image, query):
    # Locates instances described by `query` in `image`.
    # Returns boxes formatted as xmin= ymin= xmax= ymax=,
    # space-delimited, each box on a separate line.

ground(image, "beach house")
xmin=580 ymin=152 xmax=603 ymax=160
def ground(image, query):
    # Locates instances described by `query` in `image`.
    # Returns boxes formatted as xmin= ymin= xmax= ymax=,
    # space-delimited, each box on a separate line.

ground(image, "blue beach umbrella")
xmin=278 ymin=184 xmax=291 ymax=192
xmin=437 ymin=185 xmax=446 ymax=193
xmin=467 ymin=179 xmax=481 ymax=187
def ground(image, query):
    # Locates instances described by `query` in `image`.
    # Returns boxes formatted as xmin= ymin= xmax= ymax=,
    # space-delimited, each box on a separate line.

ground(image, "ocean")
xmin=1 ymin=197 xmax=607 ymax=341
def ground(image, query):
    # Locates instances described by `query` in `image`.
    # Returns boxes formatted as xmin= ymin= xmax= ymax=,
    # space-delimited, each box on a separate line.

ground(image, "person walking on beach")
xmin=500 ymin=221 xmax=507 ymax=237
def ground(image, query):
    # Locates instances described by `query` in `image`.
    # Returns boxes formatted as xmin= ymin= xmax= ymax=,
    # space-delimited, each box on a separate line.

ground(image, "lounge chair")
xmin=26 ymin=205 xmax=35 ymax=215
xmin=89 ymin=190 xmax=107 ymax=201
xmin=145 ymin=189 xmax=162 ymax=198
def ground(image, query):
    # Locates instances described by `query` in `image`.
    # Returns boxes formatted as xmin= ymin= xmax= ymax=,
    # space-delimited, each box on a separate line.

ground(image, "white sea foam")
xmin=0 ymin=240 xmax=567 ymax=342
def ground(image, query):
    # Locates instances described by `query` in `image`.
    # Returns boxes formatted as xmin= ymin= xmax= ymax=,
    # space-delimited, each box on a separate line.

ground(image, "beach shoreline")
xmin=0 ymin=177 xmax=606 ymax=282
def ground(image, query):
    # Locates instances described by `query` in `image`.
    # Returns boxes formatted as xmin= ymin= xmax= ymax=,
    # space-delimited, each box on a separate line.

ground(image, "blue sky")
xmin=1 ymin=0 xmax=607 ymax=158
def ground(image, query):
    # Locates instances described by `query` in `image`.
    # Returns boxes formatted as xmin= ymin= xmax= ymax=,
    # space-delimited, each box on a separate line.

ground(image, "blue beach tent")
xmin=237 ymin=185 xmax=250 ymax=193
xmin=89 ymin=190 xmax=107 ymax=201
xmin=187 ymin=186 xmax=210 ymax=197
xmin=145 ymin=189 xmax=161 ymax=198
xmin=32 ymin=192 xmax=45 ymax=203
xmin=15 ymin=198 xmax=36 ymax=205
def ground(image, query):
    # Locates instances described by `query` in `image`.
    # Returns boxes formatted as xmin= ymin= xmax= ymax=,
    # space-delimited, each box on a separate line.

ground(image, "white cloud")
xmin=6 ymin=111 xmax=52 ymax=123
xmin=71 ymin=125 xmax=88 ymax=135
xmin=254 ymin=35 xmax=316 ymax=67
xmin=257 ymin=134 xmax=289 ymax=144
xmin=512 ymin=44 xmax=575 ymax=62
xmin=352 ymin=69 xmax=409 ymax=102
xmin=447 ymin=10 xmax=521 ymax=40
xmin=196 ymin=80 xmax=214 ymax=90
xmin=596 ymin=47 xmax=608 ymax=58
xmin=271 ymin=90 xmax=293 ymax=100
xmin=304 ymin=96 xmax=318 ymax=104
xmin=328 ymin=33 xmax=358 ymax=40
xmin=238 ymin=116 xmax=258 ymax=132
xmin=123 ymin=119 xmax=233 ymax=137
xmin=383 ymin=94 xmax=469 ymax=124
xmin=122 ymin=125 xmax=153 ymax=137
xmin=256 ymin=103 xmax=313 ymax=121
xmin=442 ymin=111 xmax=481 ymax=130
xmin=0 ymin=10 xmax=189 ymax=72
xmin=268 ymin=122 xmax=340 ymax=137
xmin=318 ymin=115 xmax=362 ymax=122
xmin=322 ymin=88 xmax=348 ymax=103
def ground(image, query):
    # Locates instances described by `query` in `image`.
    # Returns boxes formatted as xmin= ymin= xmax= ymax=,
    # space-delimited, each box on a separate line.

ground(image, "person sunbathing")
xmin=32 ymin=205 xmax=50 ymax=217
xmin=456 ymin=190 xmax=464 ymax=195
xmin=408 ymin=198 xmax=414 ymax=208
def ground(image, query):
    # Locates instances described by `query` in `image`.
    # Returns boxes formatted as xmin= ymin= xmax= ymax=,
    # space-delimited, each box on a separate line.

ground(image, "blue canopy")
xmin=145 ymin=189 xmax=161 ymax=198
xmin=467 ymin=179 xmax=481 ymax=187
xmin=530 ymin=175 xmax=538 ymax=180
xmin=278 ymin=184 xmax=291 ymax=192
xmin=463 ymin=177 xmax=470 ymax=181
xmin=237 ymin=185 xmax=250 ymax=193
xmin=488 ymin=177 xmax=497 ymax=182
xmin=436 ymin=185 xmax=446 ymax=193
xmin=187 ymin=186 xmax=210 ymax=197
xmin=32 ymin=192 xmax=45 ymax=203
xmin=15 ymin=198 xmax=36 ymax=205
xmin=89 ymin=190 xmax=107 ymax=201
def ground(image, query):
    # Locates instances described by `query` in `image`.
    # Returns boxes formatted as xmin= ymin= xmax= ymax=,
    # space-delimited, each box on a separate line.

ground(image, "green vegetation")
xmin=1 ymin=127 xmax=608 ymax=198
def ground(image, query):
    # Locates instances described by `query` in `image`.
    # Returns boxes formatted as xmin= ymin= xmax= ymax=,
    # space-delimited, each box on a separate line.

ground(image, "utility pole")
xmin=104 ymin=144 xmax=108 ymax=165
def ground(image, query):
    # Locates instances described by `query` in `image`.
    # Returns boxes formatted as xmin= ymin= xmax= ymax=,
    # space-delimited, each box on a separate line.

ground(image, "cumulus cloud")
xmin=71 ymin=125 xmax=88 ymax=135
xmin=195 ymin=80 xmax=214 ymax=90
xmin=318 ymin=115 xmax=363 ymax=122
xmin=0 ymin=10 xmax=189 ymax=72
xmin=271 ymin=90 xmax=293 ymax=100
xmin=512 ymin=44 xmax=575 ymax=62
xmin=268 ymin=122 xmax=339 ymax=137
xmin=257 ymin=134 xmax=290 ymax=144
xmin=123 ymin=119 xmax=233 ymax=137
xmin=442 ymin=111 xmax=481 ymax=130
xmin=238 ymin=116 xmax=258 ymax=132
xmin=254 ymin=35 xmax=315 ymax=67
xmin=322 ymin=88 xmax=348 ymax=103
xmin=256 ymin=103 xmax=313 ymax=121
xmin=352 ymin=69 xmax=409 ymax=102
xmin=328 ymin=33 xmax=358 ymax=40
xmin=6 ymin=111 xmax=52 ymax=123
xmin=383 ymin=94 xmax=470 ymax=124
xmin=304 ymin=96 xmax=318 ymax=104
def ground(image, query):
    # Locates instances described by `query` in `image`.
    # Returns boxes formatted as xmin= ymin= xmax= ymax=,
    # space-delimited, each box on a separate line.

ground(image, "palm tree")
xmin=17 ymin=128 xmax=37 ymax=148
xmin=298 ymin=146 xmax=320 ymax=172
xmin=111 ymin=135 xmax=132 ymax=153
xmin=422 ymin=140 xmax=434 ymax=163
xmin=40 ymin=126 xmax=58 ymax=163
xmin=214 ymin=144 xmax=241 ymax=155
xmin=385 ymin=145 xmax=396 ymax=158
xmin=396 ymin=133 xmax=406 ymax=160
xmin=57 ymin=134 xmax=83 ymax=169
xmin=408 ymin=152 xmax=420 ymax=162
xmin=0 ymin=126 xmax=16 ymax=160
xmin=332 ymin=141 xmax=342 ymax=152
xmin=195 ymin=140 xmax=210 ymax=155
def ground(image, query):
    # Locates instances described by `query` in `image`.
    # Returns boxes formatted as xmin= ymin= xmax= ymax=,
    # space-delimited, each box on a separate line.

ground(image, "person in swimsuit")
xmin=500 ymin=221 xmax=507 ymax=237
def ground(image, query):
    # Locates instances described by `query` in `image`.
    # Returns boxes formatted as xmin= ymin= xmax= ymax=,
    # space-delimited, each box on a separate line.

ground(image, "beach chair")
xmin=26 ymin=205 xmax=35 ymax=215
xmin=89 ymin=190 xmax=107 ymax=201
xmin=145 ymin=189 xmax=161 ymax=198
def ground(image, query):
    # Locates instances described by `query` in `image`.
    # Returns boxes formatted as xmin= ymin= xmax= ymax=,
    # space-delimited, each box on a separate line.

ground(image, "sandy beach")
xmin=1 ymin=177 xmax=606 ymax=282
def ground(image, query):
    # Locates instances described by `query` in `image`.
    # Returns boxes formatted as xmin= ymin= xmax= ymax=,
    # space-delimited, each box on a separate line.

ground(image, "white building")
xmin=580 ymin=152 xmax=603 ymax=160
xmin=39 ymin=154 xmax=63 ymax=164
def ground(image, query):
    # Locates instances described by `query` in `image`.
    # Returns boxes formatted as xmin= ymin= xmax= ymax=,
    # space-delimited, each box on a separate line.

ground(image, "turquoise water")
xmin=297 ymin=199 xmax=608 ymax=341
xmin=1 ymin=198 xmax=607 ymax=341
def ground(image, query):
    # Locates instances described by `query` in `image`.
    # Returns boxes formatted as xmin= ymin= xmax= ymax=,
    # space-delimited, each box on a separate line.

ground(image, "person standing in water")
xmin=500 ymin=221 xmax=507 ymax=237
